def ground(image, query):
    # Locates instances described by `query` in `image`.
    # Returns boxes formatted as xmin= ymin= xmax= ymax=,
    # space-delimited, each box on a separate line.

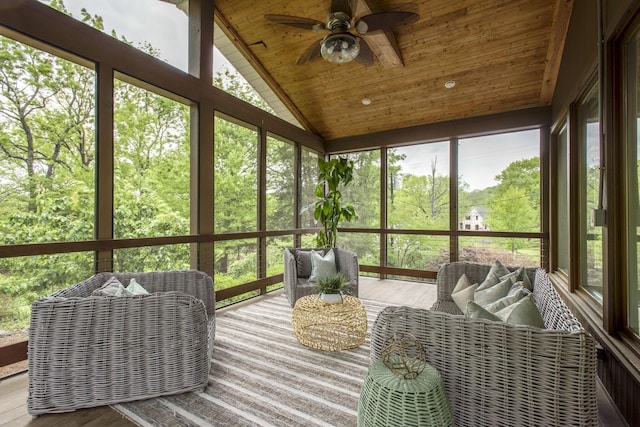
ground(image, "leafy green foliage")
xmin=315 ymin=272 xmax=347 ymax=294
xmin=314 ymin=157 xmax=358 ymax=247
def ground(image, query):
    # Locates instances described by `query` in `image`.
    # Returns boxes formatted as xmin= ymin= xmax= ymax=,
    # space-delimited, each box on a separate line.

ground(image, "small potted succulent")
xmin=315 ymin=272 xmax=348 ymax=304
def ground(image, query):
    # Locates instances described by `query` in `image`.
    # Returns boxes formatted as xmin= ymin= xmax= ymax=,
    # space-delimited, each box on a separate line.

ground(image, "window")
xmin=40 ymin=0 xmax=189 ymax=72
xmin=0 ymin=34 xmax=96 ymax=337
xmin=335 ymin=150 xmax=381 ymax=228
xmin=577 ymin=84 xmax=602 ymax=302
xmin=625 ymin=27 xmax=640 ymax=335
xmin=214 ymin=115 xmax=258 ymax=233
xmin=113 ymin=76 xmax=190 ymax=239
xmin=556 ymin=124 xmax=570 ymax=274
xmin=457 ymin=130 xmax=541 ymax=265
xmin=388 ymin=143 xmax=449 ymax=230
xmin=266 ymin=135 xmax=294 ymax=231
xmin=300 ymin=148 xmax=320 ymax=229
xmin=0 ymin=35 xmax=95 ymax=245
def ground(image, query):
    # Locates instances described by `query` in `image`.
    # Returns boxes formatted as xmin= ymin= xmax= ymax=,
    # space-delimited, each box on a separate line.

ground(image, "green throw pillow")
xmin=309 ymin=249 xmax=338 ymax=283
xmin=451 ymin=274 xmax=478 ymax=312
xmin=494 ymin=294 xmax=545 ymax=328
xmin=474 ymin=277 xmax=512 ymax=306
xmin=500 ymin=266 xmax=532 ymax=291
xmin=477 ymin=260 xmax=510 ymax=291
xmin=483 ymin=288 xmax=527 ymax=313
xmin=465 ymin=301 xmax=501 ymax=321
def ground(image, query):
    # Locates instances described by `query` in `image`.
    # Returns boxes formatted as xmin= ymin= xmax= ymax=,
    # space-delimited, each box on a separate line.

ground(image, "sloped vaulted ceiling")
xmin=169 ymin=0 xmax=573 ymax=141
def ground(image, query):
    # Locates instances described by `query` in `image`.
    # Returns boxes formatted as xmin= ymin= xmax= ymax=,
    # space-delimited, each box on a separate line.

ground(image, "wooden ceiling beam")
xmin=354 ymin=0 xmax=404 ymax=68
xmin=539 ymin=0 xmax=573 ymax=104
xmin=213 ymin=9 xmax=317 ymax=134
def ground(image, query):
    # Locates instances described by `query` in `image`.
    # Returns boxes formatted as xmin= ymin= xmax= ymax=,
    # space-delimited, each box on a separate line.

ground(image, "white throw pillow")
xmin=309 ymin=249 xmax=338 ymax=283
xmin=451 ymin=274 xmax=478 ymax=312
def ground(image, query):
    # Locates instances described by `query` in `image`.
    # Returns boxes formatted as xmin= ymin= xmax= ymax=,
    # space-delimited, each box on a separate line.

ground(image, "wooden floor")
xmin=0 ymin=278 xmax=628 ymax=426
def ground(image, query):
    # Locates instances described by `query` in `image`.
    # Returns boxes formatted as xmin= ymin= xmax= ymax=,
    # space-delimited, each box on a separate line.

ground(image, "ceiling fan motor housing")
xmin=321 ymin=14 xmax=360 ymax=64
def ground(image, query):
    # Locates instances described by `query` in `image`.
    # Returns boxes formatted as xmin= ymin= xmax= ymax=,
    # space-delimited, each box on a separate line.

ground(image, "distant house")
xmin=459 ymin=207 xmax=489 ymax=231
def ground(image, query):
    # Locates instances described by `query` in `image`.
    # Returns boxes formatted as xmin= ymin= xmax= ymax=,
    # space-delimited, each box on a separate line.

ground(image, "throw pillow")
xmin=507 ymin=281 xmax=532 ymax=297
xmin=474 ymin=277 xmax=512 ymax=306
xmin=309 ymin=249 xmax=338 ymax=283
xmin=477 ymin=260 xmax=511 ymax=291
xmin=500 ymin=266 xmax=532 ymax=291
xmin=465 ymin=301 xmax=501 ymax=321
xmin=126 ymin=278 xmax=149 ymax=295
xmin=451 ymin=274 xmax=478 ymax=312
xmin=92 ymin=276 xmax=149 ymax=296
xmin=92 ymin=276 xmax=124 ymax=296
xmin=494 ymin=294 xmax=545 ymax=328
xmin=483 ymin=288 xmax=527 ymax=313
xmin=293 ymin=250 xmax=314 ymax=278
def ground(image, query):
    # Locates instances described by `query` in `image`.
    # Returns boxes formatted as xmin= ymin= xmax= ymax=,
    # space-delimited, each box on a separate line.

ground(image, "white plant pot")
xmin=319 ymin=292 xmax=343 ymax=304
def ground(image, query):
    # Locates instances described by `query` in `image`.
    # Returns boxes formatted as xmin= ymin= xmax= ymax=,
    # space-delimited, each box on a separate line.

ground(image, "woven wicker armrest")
xmin=334 ymin=248 xmax=359 ymax=289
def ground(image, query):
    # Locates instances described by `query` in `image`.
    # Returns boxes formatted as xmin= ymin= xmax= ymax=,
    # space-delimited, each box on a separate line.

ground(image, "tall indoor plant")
xmin=314 ymin=157 xmax=357 ymax=248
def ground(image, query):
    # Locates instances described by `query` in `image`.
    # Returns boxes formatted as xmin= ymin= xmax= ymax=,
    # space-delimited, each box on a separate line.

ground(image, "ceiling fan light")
xmin=321 ymin=33 xmax=360 ymax=64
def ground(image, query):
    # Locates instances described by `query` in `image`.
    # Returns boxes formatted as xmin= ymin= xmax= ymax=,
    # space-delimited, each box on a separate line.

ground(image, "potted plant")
xmin=314 ymin=157 xmax=358 ymax=248
xmin=315 ymin=272 xmax=348 ymax=304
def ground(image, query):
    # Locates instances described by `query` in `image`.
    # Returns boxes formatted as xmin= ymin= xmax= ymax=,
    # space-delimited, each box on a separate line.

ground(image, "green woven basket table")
xmin=358 ymin=358 xmax=453 ymax=427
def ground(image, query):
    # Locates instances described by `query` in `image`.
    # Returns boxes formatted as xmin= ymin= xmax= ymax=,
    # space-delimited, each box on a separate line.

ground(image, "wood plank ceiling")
xmin=213 ymin=0 xmax=573 ymax=141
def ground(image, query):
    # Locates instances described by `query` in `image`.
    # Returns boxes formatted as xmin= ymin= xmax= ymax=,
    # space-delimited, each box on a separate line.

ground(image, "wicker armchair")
xmin=283 ymin=247 xmax=359 ymax=307
xmin=27 ymin=270 xmax=215 ymax=415
xmin=370 ymin=264 xmax=598 ymax=427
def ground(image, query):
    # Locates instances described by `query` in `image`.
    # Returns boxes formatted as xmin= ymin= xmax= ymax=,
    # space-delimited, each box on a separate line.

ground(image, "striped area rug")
xmin=112 ymin=293 xmax=392 ymax=427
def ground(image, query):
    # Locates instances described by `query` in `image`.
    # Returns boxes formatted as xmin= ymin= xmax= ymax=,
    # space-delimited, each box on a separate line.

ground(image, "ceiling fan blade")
xmin=296 ymin=39 xmax=323 ymax=65
xmin=355 ymin=38 xmax=374 ymax=67
xmin=355 ymin=11 xmax=419 ymax=34
xmin=265 ymin=14 xmax=326 ymax=31
xmin=330 ymin=0 xmax=354 ymax=18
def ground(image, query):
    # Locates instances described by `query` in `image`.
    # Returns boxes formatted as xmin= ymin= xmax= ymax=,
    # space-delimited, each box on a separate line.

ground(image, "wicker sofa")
xmin=27 ymin=270 xmax=215 ymax=415
xmin=283 ymin=247 xmax=359 ymax=307
xmin=370 ymin=262 xmax=598 ymax=427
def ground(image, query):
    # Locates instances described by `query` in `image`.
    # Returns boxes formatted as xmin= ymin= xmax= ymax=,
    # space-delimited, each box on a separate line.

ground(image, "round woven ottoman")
xmin=358 ymin=359 xmax=453 ymax=427
xmin=291 ymin=295 xmax=367 ymax=351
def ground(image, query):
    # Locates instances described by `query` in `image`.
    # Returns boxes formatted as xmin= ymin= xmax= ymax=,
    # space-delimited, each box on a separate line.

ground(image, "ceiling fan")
xmin=265 ymin=0 xmax=419 ymax=66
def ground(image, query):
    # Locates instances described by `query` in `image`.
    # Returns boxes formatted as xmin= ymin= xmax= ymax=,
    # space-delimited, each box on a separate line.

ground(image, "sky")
xmin=40 ymin=1 xmax=545 ymax=191
xmin=44 ymin=0 xmax=233 ymax=74
xmin=394 ymin=129 xmax=540 ymax=190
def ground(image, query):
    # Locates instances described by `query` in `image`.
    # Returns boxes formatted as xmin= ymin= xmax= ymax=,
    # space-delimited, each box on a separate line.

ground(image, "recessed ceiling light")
xmin=361 ymin=97 xmax=371 ymax=105
xmin=444 ymin=80 xmax=456 ymax=89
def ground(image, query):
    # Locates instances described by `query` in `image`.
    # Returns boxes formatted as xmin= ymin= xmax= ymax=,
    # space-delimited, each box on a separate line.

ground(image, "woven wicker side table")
xmin=292 ymin=295 xmax=367 ymax=351
xmin=358 ymin=359 xmax=453 ymax=427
